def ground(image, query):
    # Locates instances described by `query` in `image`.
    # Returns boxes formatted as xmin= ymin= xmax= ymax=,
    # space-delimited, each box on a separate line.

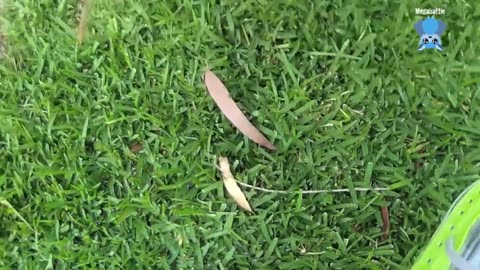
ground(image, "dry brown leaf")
xmin=130 ymin=143 xmax=143 ymax=153
xmin=77 ymin=0 xmax=91 ymax=44
xmin=218 ymin=156 xmax=253 ymax=212
xmin=204 ymin=70 xmax=276 ymax=150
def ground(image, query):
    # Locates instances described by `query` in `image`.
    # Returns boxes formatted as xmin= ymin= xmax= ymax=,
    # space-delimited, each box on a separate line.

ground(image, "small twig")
xmin=302 ymin=251 xmax=326 ymax=255
xmin=381 ymin=206 xmax=390 ymax=240
xmin=213 ymin=160 xmax=390 ymax=194
xmin=235 ymin=180 xmax=389 ymax=194
xmin=298 ymin=245 xmax=325 ymax=256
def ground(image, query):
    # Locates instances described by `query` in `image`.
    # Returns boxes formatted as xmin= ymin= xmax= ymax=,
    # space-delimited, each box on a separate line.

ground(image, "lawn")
xmin=1 ymin=0 xmax=480 ymax=269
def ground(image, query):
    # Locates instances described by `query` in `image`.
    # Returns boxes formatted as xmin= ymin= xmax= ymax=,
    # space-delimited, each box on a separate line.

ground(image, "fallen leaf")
xmin=381 ymin=206 xmax=390 ymax=240
xmin=218 ymin=156 xmax=253 ymax=212
xmin=204 ymin=70 xmax=275 ymax=150
xmin=77 ymin=0 xmax=91 ymax=44
xmin=130 ymin=143 xmax=143 ymax=153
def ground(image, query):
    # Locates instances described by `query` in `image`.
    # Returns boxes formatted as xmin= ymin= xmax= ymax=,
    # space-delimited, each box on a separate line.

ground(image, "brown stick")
xmin=381 ymin=206 xmax=390 ymax=240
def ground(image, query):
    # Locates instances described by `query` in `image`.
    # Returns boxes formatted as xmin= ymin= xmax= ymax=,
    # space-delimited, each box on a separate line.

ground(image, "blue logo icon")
xmin=414 ymin=17 xmax=447 ymax=51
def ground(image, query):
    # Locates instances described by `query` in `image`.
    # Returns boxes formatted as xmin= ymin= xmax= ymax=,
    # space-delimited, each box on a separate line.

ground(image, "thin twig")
xmin=235 ymin=180 xmax=389 ymax=194
xmin=213 ymin=160 xmax=390 ymax=194
xmin=381 ymin=206 xmax=390 ymax=240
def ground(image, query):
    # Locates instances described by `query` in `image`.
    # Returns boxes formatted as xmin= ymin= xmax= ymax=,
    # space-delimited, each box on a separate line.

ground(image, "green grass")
xmin=1 ymin=0 xmax=480 ymax=269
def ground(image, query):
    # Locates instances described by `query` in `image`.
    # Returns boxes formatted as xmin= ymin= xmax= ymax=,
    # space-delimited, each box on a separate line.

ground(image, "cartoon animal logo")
xmin=414 ymin=17 xmax=447 ymax=51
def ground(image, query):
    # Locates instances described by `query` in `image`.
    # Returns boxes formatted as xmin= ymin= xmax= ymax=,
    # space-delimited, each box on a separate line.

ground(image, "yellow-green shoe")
xmin=411 ymin=180 xmax=480 ymax=270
